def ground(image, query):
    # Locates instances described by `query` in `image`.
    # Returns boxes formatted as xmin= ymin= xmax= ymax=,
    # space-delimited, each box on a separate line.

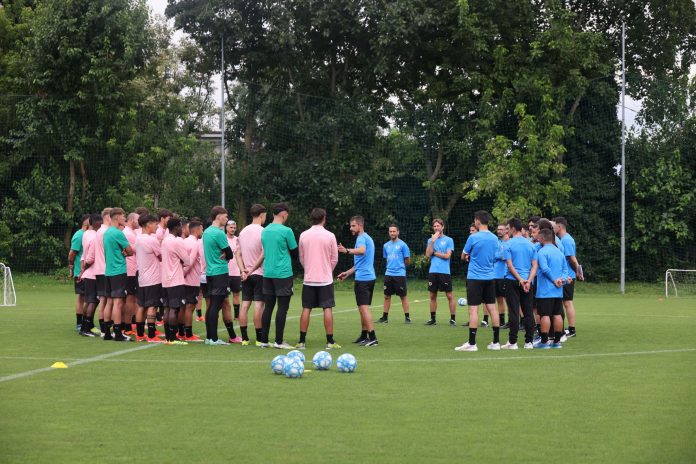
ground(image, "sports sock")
xmin=404 ymin=312 xmax=410 ymax=319
xmin=233 ymin=304 xmax=240 ymax=319
xmin=104 ymin=321 xmax=114 ymax=340
xmin=76 ymin=314 xmax=83 ymax=326
xmin=240 ymin=326 xmax=248 ymax=341
xmin=360 ymin=330 xmax=368 ymax=340
xmin=536 ymin=323 xmax=541 ymax=335
xmin=224 ymin=320 xmax=237 ymax=339
xmin=147 ymin=322 xmax=156 ymax=339
xmin=178 ymin=324 xmax=185 ymax=337
xmin=326 ymin=334 xmax=335 ymax=344
xmin=99 ymin=319 xmax=105 ymax=333
xmin=493 ymin=327 xmax=500 ymax=343
xmin=483 ymin=314 xmax=489 ymax=323
xmin=299 ymin=331 xmax=307 ymax=343
xmin=368 ymin=330 xmax=376 ymax=341
xmin=568 ymin=326 xmax=576 ymax=335
xmin=554 ymin=330 xmax=563 ymax=343
xmin=430 ymin=311 xmax=436 ymax=321
xmin=541 ymin=332 xmax=549 ymax=344
xmin=196 ymin=309 xmax=202 ymax=317
xmin=113 ymin=322 xmax=122 ymax=338
xmin=450 ymin=314 xmax=456 ymax=321
xmin=382 ymin=312 xmax=388 ymax=320
xmin=255 ymin=328 xmax=262 ymax=341
xmin=185 ymin=325 xmax=193 ymax=337
xmin=500 ymin=314 xmax=506 ymax=325
xmin=121 ymin=322 xmax=129 ymax=333
xmin=469 ymin=328 xmax=477 ymax=345
xmin=136 ymin=322 xmax=145 ymax=337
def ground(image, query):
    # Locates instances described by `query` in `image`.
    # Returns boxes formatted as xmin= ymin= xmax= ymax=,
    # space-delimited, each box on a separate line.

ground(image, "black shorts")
xmin=200 ymin=282 xmax=208 ymax=299
xmin=163 ymin=285 xmax=186 ymax=309
xmin=138 ymin=284 xmax=163 ymax=308
xmin=96 ymin=274 xmax=106 ymax=297
xmin=354 ymin=280 xmax=375 ymax=306
xmin=495 ymin=278 xmax=506 ymax=298
xmin=536 ymin=297 xmax=563 ymax=317
xmin=302 ymin=284 xmax=335 ymax=309
xmin=105 ymin=273 xmax=128 ymax=298
xmin=263 ymin=277 xmax=294 ymax=297
xmin=466 ymin=279 xmax=496 ymax=306
xmin=563 ymin=280 xmax=575 ymax=301
xmin=184 ymin=285 xmax=200 ymax=305
xmin=228 ymin=276 xmax=242 ymax=293
xmin=207 ymin=274 xmax=230 ymax=297
xmin=242 ymin=274 xmax=264 ymax=302
xmin=74 ymin=278 xmax=85 ymax=295
xmin=428 ymin=273 xmax=452 ymax=293
xmin=383 ymin=275 xmax=407 ymax=297
xmin=126 ymin=276 xmax=138 ymax=296
xmin=83 ymin=278 xmax=98 ymax=304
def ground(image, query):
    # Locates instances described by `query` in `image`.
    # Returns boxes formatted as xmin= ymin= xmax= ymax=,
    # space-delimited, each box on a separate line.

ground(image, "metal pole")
xmin=220 ymin=34 xmax=226 ymax=208
xmin=620 ymin=22 xmax=626 ymax=294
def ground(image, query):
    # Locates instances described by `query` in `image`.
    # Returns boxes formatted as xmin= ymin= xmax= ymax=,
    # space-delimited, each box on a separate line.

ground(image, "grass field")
xmin=1 ymin=276 xmax=695 ymax=463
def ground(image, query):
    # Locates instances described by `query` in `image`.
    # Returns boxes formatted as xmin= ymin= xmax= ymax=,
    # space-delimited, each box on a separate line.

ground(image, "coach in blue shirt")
xmin=425 ymin=218 xmax=456 ymax=326
xmin=379 ymin=224 xmax=411 ymax=324
xmin=554 ymin=217 xmax=583 ymax=338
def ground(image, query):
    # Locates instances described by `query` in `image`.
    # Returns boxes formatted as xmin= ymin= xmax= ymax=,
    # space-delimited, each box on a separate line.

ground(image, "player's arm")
xmin=568 ymin=255 xmax=583 ymax=280
xmin=425 ymin=237 xmax=436 ymax=258
xmin=247 ymin=251 xmax=264 ymax=274
xmin=235 ymin=245 xmax=247 ymax=278
xmin=330 ymin=239 xmax=339 ymax=270
xmin=337 ymin=266 xmax=355 ymax=281
xmin=433 ymin=249 xmax=452 ymax=260
xmin=506 ymin=258 xmax=525 ymax=285
xmin=68 ymin=249 xmax=77 ymax=278
xmin=122 ymin=245 xmax=134 ymax=257
xmin=462 ymin=236 xmax=472 ymax=262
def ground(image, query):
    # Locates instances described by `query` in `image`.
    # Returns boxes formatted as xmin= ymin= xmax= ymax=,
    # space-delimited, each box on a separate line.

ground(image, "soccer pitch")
xmin=1 ymin=278 xmax=694 ymax=463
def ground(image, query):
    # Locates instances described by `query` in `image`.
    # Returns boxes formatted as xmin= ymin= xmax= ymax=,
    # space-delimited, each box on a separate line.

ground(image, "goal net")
xmin=0 ymin=263 xmax=16 ymax=307
xmin=665 ymin=269 xmax=696 ymax=298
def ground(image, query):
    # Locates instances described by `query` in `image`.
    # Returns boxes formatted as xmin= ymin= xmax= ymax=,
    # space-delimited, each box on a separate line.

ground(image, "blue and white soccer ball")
xmin=336 ymin=353 xmax=357 ymax=373
xmin=312 ymin=351 xmax=332 ymax=370
xmin=457 ymin=297 xmax=468 ymax=306
xmin=283 ymin=357 xmax=305 ymax=378
xmin=271 ymin=355 xmax=287 ymax=375
xmin=287 ymin=349 xmax=306 ymax=363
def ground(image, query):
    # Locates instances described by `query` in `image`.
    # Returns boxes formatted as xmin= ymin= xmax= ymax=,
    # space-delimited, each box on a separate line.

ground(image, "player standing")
xmin=553 ymin=217 xmax=583 ymax=338
xmin=77 ymin=214 xmax=102 ymax=337
xmin=425 ymin=218 xmax=456 ymax=326
xmin=68 ymin=214 xmax=89 ymax=331
xmin=534 ymin=228 xmax=569 ymax=348
xmin=338 ymin=215 xmax=378 ymax=346
xmin=202 ymin=206 xmax=238 ymax=346
xmin=161 ymin=218 xmax=191 ymax=345
xmin=225 ymin=220 xmax=244 ymax=320
xmin=103 ymin=208 xmax=134 ymax=342
xmin=134 ymin=214 xmax=164 ymax=342
xmin=456 ymin=210 xmax=500 ymax=352
xmin=378 ymin=224 xmax=411 ymax=324
xmin=94 ymin=208 xmax=112 ymax=337
xmin=181 ymin=220 xmax=203 ymax=341
xmin=296 ymin=208 xmax=340 ymax=349
xmin=238 ymin=204 xmax=267 ymax=346
xmin=494 ymin=223 xmax=510 ymax=329
xmin=501 ymin=218 xmax=537 ymax=349
xmin=122 ymin=212 xmax=139 ymax=335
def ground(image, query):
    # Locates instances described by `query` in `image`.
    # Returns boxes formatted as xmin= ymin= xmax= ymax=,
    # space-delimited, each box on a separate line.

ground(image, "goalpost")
xmin=665 ymin=269 xmax=696 ymax=298
xmin=0 ymin=263 xmax=16 ymax=307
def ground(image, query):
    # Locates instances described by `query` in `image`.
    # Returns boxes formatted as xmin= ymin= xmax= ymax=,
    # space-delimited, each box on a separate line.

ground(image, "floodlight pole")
xmin=620 ymin=22 xmax=626 ymax=294
xmin=220 ymin=34 xmax=226 ymax=208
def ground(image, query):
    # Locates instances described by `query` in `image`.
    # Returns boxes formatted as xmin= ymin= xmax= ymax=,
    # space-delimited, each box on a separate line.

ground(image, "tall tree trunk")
xmin=64 ymin=160 xmax=76 ymax=250
xmin=79 ymin=160 xmax=87 ymax=206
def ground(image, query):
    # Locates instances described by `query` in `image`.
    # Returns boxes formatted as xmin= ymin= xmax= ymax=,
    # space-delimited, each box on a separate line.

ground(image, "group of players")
xmin=67 ymin=204 xmax=582 ymax=351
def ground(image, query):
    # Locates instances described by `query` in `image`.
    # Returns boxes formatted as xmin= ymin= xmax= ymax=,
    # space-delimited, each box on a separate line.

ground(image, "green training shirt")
xmin=104 ymin=226 xmax=129 ymax=276
xmin=203 ymin=225 xmax=230 ymax=277
xmin=261 ymin=223 xmax=297 ymax=279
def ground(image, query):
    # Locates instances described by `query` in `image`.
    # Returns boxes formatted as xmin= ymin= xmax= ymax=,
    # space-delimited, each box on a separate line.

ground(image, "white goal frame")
xmin=665 ymin=269 xmax=696 ymax=298
xmin=0 ymin=263 xmax=16 ymax=307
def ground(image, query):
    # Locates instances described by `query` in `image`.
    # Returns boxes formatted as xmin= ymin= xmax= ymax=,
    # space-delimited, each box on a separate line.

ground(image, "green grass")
xmin=1 ymin=277 xmax=695 ymax=463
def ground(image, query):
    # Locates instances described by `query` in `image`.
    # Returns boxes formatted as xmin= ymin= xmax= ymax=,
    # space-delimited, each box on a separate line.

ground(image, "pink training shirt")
xmin=123 ymin=225 xmax=137 ymax=277
xmin=183 ymin=235 xmax=202 ymax=286
xmin=227 ymin=235 xmax=241 ymax=277
xmin=93 ymin=223 xmax=108 ymax=275
xmin=198 ymin=239 xmax=206 ymax=278
xmin=155 ymin=225 xmax=169 ymax=243
xmin=298 ymin=225 xmax=338 ymax=285
xmin=81 ymin=229 xmax=97 ymax=280
xmin=238 ymin=223 xmax=264 ymax=276
xmin=135 ymin=233 xmax=161 ymax=287
xmin=161 ymin=235 xmax=191 ymax=288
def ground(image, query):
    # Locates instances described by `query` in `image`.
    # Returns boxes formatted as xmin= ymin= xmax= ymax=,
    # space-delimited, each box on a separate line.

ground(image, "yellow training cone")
xmin=51 ymin=362 xmax=68 ymax=369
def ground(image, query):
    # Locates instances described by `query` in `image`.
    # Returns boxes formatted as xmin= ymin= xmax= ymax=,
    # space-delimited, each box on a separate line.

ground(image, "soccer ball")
xmin=287 ymin=349 xmax=306 ymax=363
xmin=336 ymin=353 xmax=357 ymax=373
xmin=312 ymin=351 xmax=332 ymax=370
xmin=457 ymin=297 xmax=468 ymax=306
xmin=271 ymin=355 xmax=287 ymax=375
xmin=283 ymin=357 xmax=305 ymax=378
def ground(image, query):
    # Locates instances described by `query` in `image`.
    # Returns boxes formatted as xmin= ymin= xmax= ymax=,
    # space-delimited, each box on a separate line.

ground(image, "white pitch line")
xmin=27 ymin=347 xmax=692 ymax=366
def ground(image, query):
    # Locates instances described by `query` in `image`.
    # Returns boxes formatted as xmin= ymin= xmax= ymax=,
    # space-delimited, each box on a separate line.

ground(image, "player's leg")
xmin=74 ymin=279 xmax=85 ymax=331
xmin=320 ymin=284 xmax=338 ymax=347
xmin=297 ymin=284 xmax=314 ymax=347
xmin=232 ymin=291 xmax=240 ymax=320
xmin=397 ymin=277 xmax=410 ymax=322
xmin=272 ymin=278 xmax=293 ymax=348
xmin=359 ymin=280 xmax=377 ymax=346
xmin=446 ymin=291 xmax=456 ymax=325
xmin=379 ymin=276 xmax=392 ymax=323
xmin=535 ymin=298 xmax=552 ymax=347
xmin=503 ymin=281 xmax=520 ymax=348
xmin=220 ymin=295 xmax=240 ymax=343
xmin=79 ymin=278 xmax=99 ymax=337
xmin=563 ymin=280 xmax=576 ymax=337
xmin=456 ymin=280 xmax=482 ymax=351
xmin=297 ymin=308 xmax=311 ymax=348
xmin=426 ymin=290 xmax=438 ymax=325
xmin=496 ymin=279 xmax=507 ymax=328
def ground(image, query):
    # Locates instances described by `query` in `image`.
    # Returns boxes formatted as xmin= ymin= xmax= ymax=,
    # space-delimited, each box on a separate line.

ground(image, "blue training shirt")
xmin=560 ymin=232 xmax=577 ymax=279
xmin=494 ymin=239 xmax=510 ymax=279
xmin=463 ymin=230 xmax=497 ymax=280
xmin=427 ymin=235 xmax=454 ymax=275
xmin=383 ymin=239 xmax=410 ymax=277
xmin=504 ymin=236 xmax=536 ymax=281
xmin=354 ymin=233 xmax=376 ymax=281
xmin=536 ymin=243 xmax=567 ymax=298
